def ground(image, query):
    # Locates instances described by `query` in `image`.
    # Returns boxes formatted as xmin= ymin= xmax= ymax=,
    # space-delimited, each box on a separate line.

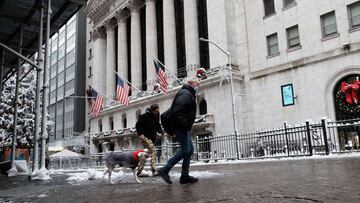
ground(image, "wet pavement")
xmin=1 ymin=156 xmax=360 ymax=203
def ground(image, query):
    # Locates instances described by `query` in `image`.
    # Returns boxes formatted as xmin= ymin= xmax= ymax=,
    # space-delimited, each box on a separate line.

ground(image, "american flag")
xmin=154 ymin=60 xmax=168 ymax=93
xmin=90 ymin=88 xmax=104 ymax=117
xmin=116 ymin=74 xmax=130 ymax=105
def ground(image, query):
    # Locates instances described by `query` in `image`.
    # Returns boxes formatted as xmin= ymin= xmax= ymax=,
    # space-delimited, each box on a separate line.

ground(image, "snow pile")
xmin=31 ymin=169 xmax=52 ymax=180
xmin=63 ymin=169 xmax=222 ymax=183
xmin=66 ymin=169 xmax=128 ymax=182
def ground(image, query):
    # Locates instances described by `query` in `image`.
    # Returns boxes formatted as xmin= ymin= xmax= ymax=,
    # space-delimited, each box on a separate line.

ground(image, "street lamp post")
xmin=199 ymin=38 xmax=240 ymax=159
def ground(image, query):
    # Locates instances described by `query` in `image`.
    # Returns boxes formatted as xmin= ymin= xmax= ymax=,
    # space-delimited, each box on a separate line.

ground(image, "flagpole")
xmin=69 ymin=95 xmax=96 ymax=99
xmin=91 ymin=85 xmax=116 ymax=103
xmin=149 ymin=53 xmax=182 ymax=85
xmin=114 ymin=71 xmax=142 ymax=93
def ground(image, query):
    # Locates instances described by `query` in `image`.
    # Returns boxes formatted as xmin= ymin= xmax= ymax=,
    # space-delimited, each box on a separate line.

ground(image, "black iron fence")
xmin=195 ymin=118 xmax=360 ymax=161
xmin=49 ymin=118 xmax=360 ymax=170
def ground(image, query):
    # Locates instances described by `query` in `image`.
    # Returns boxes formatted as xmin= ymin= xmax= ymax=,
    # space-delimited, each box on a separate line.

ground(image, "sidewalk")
xmin=1 ymin=155 xmax=360 ymax=202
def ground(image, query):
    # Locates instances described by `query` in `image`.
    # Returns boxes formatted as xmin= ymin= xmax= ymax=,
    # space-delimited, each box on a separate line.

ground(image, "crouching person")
xmin=135 ymin=104 xmax=163 ymax=177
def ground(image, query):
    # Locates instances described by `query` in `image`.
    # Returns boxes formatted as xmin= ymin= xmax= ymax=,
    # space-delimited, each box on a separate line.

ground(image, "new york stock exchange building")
xmin=84 ymin=0 xmax=360 ymax=159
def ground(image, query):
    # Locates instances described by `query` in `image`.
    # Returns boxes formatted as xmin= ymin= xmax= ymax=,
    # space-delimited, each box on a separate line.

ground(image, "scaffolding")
xmin=0 ymin=0 xmax=85 ymax=178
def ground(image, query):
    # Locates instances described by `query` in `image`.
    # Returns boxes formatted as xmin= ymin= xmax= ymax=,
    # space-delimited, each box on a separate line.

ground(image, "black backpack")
xmin=161 ymin=93 xmax=179 ymax=136
xmin=161 ymin=108 xmax=174 ymax=136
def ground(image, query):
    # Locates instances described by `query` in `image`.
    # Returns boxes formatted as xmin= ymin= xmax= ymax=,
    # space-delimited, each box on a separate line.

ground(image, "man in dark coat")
xmin=136 ymin=104 xmax=163 ymax=176
xmin=158 ymin=79 xmax=200 ymax=184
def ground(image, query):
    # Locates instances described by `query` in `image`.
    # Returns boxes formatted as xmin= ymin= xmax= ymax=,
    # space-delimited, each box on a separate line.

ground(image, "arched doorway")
xmin=333 ymin=74 xmax=360 ymax=150
xmin=199 ymin=99 xmax=207 ymax=115
xmin=333 ymin=74 xmax=360 ymax=120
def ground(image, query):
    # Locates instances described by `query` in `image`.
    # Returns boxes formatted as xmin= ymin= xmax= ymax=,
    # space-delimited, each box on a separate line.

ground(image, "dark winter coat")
xmin=171 ymin=84 xmax=197 ymax=133
xmin=135 ymin=109 xmax=163 ymax=143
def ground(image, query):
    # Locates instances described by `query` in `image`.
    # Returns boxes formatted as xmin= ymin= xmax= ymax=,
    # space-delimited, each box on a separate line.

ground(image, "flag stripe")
xmin=154 ymin=60 xmax=168 ymax=94
xmin=116 ymin=74 xmax=130 ymax=105
xmin=90 ymin=88 xmax=104 ymax=117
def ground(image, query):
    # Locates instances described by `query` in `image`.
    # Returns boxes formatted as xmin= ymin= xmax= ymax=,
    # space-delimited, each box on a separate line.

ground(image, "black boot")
xmin=158 ymin=168 xmax=172 ymax=184
xmin=180 ymin=175 xmax=199 ymax=184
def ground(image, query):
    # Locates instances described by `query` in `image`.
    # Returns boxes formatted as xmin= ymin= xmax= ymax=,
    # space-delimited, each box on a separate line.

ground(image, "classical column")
xmin=145 ymin=0 xmax=158 ymax=89
xmin=105 ymin=19 xmax=117 ymax=101
xmin=92 ymin=27 xmax=107 ymax=94
xmin=116 ymin=10 xmax=130 ymax=81
xmin=183 ymin=0 xmax=200 ymax=78
xmin=129 ymin=1 xmax=143 ymax=92
xmin=163 ymin=0 xmax=177 ymax=84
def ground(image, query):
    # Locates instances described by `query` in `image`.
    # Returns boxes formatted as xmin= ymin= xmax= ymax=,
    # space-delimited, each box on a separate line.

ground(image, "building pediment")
xmin=86 ymin=0 xmax=133 ymax=29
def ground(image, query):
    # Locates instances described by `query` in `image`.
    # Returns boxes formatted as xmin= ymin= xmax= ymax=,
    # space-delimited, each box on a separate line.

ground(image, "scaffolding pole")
xmin=39 ymin=0 xmax=51 ymax=173
xmin=8 ymin=24 xmax=23 ymax=177
xmin=0 ymin=42 xmax=40 ymax=71
xmin=32 ymin=0 xmax=44 ymax=176
xmin=0 ymin=49 xmax=4 ymax=95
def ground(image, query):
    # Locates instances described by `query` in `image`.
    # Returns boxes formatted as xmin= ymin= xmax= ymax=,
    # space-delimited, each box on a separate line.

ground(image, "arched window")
xmin=109 ymin=116 xmax=114 ymax=130
xmin=136 ymin=109 xmax=142 ymax=121
xmin=122 ymin=113 xmax=127 ymax=128
xmin=97 ymin=144 xmax=102 ymax=153
xmin=333 ymin=74 xmax=360 ymax=120
xmin=98 ymin=119 xmax=102 ymax=132
xmin=199 ymin=99 xmax=207 ymax=115
xmin=109 ymin=143 xmax=115 ymax=151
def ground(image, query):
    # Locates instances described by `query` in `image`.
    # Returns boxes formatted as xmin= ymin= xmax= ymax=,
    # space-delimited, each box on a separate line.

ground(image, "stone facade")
xmin=85 ymin=0 xmax=360 ymax=154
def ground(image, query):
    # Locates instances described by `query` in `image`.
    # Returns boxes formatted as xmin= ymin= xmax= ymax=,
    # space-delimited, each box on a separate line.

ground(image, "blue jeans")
xmin=163 ymin=130 xmax=194 ymax=177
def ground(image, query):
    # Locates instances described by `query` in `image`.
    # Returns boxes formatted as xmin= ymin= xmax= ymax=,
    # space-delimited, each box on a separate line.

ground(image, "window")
xmin=51 ymin=52 xmax=57 ymax=66
xmin=59 ymin=31 xmax=66 ymax=46
xmin=264 ymin=0 xmax=275 ymax=17
xmin=58 ymin=72 xmax=64 ymax=87
xmin=56 ymin=101 xmax=64 ymax=136
xmin=51 ymin=36 xmax=58 ymax=53
xmin=50 ymin=64 xmax=57 ymax=79
xmin=65 ymin=97 xmax=74 ymax=112
xmin=109 ymin=116 xmax=114 ymax=130
xmin=98 ymin=119 xmax=103 ymax=132
xmin=66 ymin=35 xmax=76 ymax=53
xmin=65 ymin=111 xmax=73 ymax=127
xmin=267 ymin=33 xmax=279 ymax=56
xmin=67 ymin=20 xmax=76 ymax=39
xmin=88 ymin=31 xmax=92 ymax=42
xmin=58 ymin=58 xmax=64 ymax=73
xmin=50 ymin=91 xmax=56 ymax=104
xmin=89 ymin=49 xmax=92 ymax=59
xmin=50 ymin=78 xmax=56 ymax=91
xmin=348 ymin=1 xmax=360 ymax=30
xmin=136 ymin=109 xmax=142 ymax=121
xmin=321 ymin=11 xmax=337 ymax=38
xmin=122 ymin=113 xmax=127 ymax=128
xmin=58 ymin=44 xmax=65 ymax=59
xmin=88 ymin=66 xmax=92 ymax=78
xmin=66 ymin=64 xmax=75 ymax=82
xmin=286 ymin=25 xmax=300 ymax=49
xmin=49 ymin=105 xmax=56 ymax=121
xmin=65 ymin=80 xmax=75 ymax=97
xmin=66 ymin=50 xmax=75 ymax=68
xmin=283 ymin=0 xmax=295 ymax=8
xmin=57 ymin=85 xmax=64 ymax=101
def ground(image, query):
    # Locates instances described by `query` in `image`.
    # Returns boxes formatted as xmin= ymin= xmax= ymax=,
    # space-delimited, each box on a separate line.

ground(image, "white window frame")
xmin=286 ymin=25 xmax=301 ymax=49
xmin=321 ymin=11 xmax=338 ymax=38
xmin=348 ymin=1 xmax=360 ymax=30
xmin=267 ymin=33 xmax=279 ymax=57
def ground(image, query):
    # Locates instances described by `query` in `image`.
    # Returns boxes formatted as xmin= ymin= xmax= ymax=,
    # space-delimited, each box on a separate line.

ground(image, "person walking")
xmin=158 ymin=79 xmax=200 ymax=184
xmin=136 ymin=104 xmax=163 ymax=177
